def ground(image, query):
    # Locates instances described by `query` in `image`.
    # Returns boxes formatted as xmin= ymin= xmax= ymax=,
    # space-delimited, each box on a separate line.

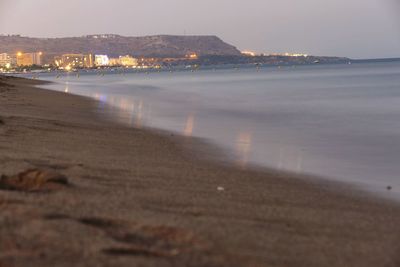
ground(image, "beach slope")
xmin=0 ymin=76 xmax=400 ymax=267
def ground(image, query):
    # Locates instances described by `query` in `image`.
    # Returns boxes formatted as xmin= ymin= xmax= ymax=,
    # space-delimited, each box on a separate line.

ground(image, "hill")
xmin=0 ymin=34 xmax=241 ymax=61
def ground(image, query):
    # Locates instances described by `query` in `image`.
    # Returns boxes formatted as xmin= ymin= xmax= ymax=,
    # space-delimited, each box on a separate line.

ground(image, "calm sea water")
xmin=36 ymin=62 xmax=400 ymax=193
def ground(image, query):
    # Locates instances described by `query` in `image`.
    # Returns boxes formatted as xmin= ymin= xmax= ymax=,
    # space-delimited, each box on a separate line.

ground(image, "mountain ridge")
xmin=0 ymin=34 xmax=241 ymax=60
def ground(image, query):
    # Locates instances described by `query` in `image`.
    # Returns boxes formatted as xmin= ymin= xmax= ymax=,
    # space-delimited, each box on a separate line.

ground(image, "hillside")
xmin=0 ymin=34 xmax=241 ymax=61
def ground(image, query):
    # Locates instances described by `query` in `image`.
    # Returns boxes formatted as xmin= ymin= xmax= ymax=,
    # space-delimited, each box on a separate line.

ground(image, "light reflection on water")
xmin=235 ymin=131 xmax=253 ymax=169
xmin=64 ymin=82 xmax=69 ymax=93
xmin=183 ymin=114 xmax=195 ymax=137
xmin=64 ymin=80 xmax=260 ymax=170
xmin=39 ymin=62 xmax=400 ymax=195
xmin=92 ymin=93 xmax=147 ymax=129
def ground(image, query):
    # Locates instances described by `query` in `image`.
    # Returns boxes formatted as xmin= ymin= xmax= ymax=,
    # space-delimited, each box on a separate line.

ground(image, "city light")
xmin=94 ymin=55 xmax=110 ymax=66
xmin=186 ymin=53 xmax=198 ymax=59
xmin=268 ymin=52 xmax=309 ymax=57
xmin=1 ymin=47 xmax=312 ymax=72
xmin=242 ymin=51 xmax=257 ymax=57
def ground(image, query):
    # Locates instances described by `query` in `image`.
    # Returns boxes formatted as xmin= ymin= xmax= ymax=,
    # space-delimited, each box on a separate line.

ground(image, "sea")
xmin=33 ymin=61 xmax=400 ymax=195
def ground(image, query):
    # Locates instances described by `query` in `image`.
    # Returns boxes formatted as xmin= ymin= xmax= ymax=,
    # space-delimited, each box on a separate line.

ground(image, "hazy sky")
xmin=0 ymin=0 xmax=399 ymax=58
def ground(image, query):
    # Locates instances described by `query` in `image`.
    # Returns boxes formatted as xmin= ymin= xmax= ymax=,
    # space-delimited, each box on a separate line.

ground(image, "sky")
xmin=0 ymin=0 xmax=399 ymax=59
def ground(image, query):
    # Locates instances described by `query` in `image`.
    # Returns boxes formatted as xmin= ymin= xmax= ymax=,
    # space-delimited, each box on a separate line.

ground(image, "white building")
xmin=95 ymin=55 xmax=110 ymax=66
xmin=0 ymin=53 xmax=13 ymax=68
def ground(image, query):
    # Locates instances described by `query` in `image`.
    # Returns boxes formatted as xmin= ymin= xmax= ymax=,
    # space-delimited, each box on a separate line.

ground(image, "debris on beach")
xmin=217 ymin=186 xmax=225 ymax=192
xmin=103 ymin=246 xmax=180 ymax=258
xmin=77 ymin=216 xmax=211 ymax=259
xmin=0 ymin=169 xmax=69 ymax=192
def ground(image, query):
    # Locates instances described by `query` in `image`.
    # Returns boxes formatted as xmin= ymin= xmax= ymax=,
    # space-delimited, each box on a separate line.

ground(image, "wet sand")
xmin=1 ymin=75 xmax=400 ymax=267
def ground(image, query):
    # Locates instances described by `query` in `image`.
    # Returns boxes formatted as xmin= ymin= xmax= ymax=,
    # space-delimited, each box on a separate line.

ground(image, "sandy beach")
xmin=1 ymin=75 xmax=400 ymax=267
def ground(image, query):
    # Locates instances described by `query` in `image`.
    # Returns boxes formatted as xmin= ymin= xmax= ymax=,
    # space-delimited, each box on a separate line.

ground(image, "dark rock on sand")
xmin=0 ymin=169 xmax=69 ymax=192
xmin=80 ymin=216 xmax=206 ymax=258
xmin=0 ymin=80 xmax=10 ymax=88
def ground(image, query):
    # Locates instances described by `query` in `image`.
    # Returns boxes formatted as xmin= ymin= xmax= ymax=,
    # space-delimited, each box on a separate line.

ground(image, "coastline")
xmin=1 ymin=76 xmax=400 ymax=267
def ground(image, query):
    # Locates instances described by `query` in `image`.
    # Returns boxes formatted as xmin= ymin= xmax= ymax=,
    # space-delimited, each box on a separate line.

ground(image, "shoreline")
xmin=74 ymin=83 xmax=388 ymax=201
xmin=1 ymin=75 xmax=400 ymax=266
xmin=37 ymin=71 xmax=396 ymax=201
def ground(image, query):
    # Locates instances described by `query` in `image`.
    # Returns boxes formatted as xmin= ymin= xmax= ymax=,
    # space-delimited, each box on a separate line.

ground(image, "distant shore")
xmin=1 ymin=75 xmax=400 ymax=267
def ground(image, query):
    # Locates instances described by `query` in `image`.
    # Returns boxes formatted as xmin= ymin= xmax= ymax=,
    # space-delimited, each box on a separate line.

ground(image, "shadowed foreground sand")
xmin=0 ymin=76 xmax=400 ymax=267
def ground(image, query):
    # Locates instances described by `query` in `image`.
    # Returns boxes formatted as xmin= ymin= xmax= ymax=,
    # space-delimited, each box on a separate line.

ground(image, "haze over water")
xmin=38 ymin=62 xmax=400 ymax=193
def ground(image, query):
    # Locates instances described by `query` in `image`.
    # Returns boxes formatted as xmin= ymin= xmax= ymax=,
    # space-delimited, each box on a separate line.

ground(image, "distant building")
xmin=185 ymin=53 xmax=198 ymax=60
xmin=88 ymin=34 xmax=118 ymax=39
xmin=119 ymin=55 xmax=138 ymax=67
xmin=94 ymin=55 xmax=110 ymax=66
xmin=108 ymin=58 xmax=121 ymax=66
xmin=0 ymin=53 xmax=13 ymax=68
xmin=241 ymin=51 xmax=257 ymax=57
xmin=108 ymin=56 xmax=138 ymax=67
xmin=16 ymin=52 xmax=43 ymax=66
xmin=269 ymin=53 xmax=308 ymax=57
xmin=55 ymin=54 xmax=94 ymax=69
